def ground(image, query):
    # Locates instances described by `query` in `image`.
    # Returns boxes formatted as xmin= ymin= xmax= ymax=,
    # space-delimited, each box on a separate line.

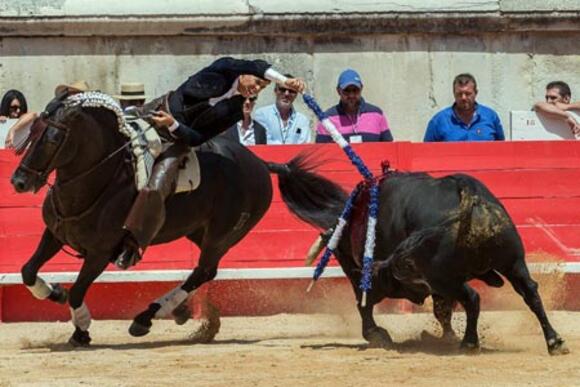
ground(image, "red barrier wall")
xmin=1 ymin=141 xmax=580 ymax=321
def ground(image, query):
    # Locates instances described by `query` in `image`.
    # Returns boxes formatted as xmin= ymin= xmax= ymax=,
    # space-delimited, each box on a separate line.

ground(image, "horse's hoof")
xmin=69 ymin=328 xmax=91 ymax=347
xmin=172 ymin=302 xmax=191 ymax=326
xmin=364 ymin=327 xmax=393 ymax=349
xmin=48 ymin=283 xmax=68 ymax=304
xmin=548 ymin=337 xmax=570 ymax=356
xmin=129 ymin=320 xmax=151 ymax=337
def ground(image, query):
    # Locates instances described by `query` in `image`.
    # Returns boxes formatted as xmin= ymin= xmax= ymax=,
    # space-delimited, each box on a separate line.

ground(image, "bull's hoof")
xmin=69 ymin=328 xmax=91 ymax=347
xmin=172 ymin=302 xmax=191 ymax=326
xmin=48 ymin=283 xmax=68 ymax=305
xmin=420 ymin=329 xmax=458 ymax=344
xmin=364 ymin=327 xmax=393 ymax=349
xmin=460 ymin=340 xmax=480 ymax=354
xmin=129 ymin=320 xmax=151 ymax=337
xmin=548 ymin=337 xmax=570 ymax=356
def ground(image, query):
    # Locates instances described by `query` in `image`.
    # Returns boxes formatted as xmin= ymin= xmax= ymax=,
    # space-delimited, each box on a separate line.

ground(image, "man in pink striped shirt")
xmin=316 ymin=69 xmax=393 ymax=143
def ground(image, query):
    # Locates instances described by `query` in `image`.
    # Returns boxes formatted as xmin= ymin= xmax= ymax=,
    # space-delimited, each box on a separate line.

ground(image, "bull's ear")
xmin=372 ymin=260 xmax=388 ymax=277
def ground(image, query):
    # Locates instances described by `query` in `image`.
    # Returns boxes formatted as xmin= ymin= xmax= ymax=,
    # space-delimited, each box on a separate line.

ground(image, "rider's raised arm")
xmin=180 ymin=57 xmax=272 ymax=101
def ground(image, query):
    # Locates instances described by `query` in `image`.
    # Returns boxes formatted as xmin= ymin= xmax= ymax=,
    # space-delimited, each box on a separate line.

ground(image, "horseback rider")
xmin=117 ymin=57 xmax=306 ymax=269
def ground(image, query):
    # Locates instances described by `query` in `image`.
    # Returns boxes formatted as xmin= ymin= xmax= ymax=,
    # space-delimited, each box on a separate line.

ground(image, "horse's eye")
xmin=46 ymin=128 xmax=64 ymax=143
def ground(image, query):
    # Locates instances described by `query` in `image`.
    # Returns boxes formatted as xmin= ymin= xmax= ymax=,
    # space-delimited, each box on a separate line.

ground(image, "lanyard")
xmin=346 ymin=109 xmax=361 ymax=134
xmin=274 ymin=106 xmax=296 ymax=144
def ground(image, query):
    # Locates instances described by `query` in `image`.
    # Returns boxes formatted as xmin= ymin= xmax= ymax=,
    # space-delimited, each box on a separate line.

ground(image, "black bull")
xmin=269 ymin=155 xmax=569 ymax=355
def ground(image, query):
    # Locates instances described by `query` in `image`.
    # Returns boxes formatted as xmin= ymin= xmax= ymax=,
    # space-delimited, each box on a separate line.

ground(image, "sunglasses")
xmin=277 ymin=87 xmax=297 ymax=95
xmin=249 ymin=96 xmax=257 ymax=102
xmin=9 ymin=105 xmax=21 ymax=112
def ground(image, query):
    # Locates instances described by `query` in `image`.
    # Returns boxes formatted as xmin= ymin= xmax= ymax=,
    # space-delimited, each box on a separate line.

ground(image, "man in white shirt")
xmin=222 ymin=96 xmax=267 ymax=145
xmin=533 ymin=81 xmax=580 ymax=137
xmin=254 ymin=74 xmax=311 ymax=144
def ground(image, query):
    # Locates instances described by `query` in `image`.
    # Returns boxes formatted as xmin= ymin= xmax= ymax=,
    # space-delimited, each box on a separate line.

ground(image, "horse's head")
xmin=11 ymin=93 xmax=122 ymax=194
xmin=10 ymin=100 xmax=73 ymax=193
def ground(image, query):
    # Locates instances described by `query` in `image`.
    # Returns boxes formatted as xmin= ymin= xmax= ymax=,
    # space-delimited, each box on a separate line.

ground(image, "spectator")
xmin=315 ymin=69 xmax=393 ymax=143
xmin=424 ymin=73 xmax=504 ymax=142
xmin=0 ymin=89 xmax=28 ymax=122
xmin=222 ymin=96 xmax=267 ymax=145
xmin=254 ymin=74 xmax=311 ymax=144
xmin=115 ymin=82 xmax=148 ymax=110
xmin=533 ymin=81 xmax=580 ymax=137
xmin=5 ymin=81 xmax=90 ymax=150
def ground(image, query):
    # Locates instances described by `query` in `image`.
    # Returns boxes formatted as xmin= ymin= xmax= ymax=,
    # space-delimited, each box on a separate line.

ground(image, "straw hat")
xmin=114 ymin=82 xmax=147 ymax=100
xmin=54 ymin=80 xmax=91 ymax=96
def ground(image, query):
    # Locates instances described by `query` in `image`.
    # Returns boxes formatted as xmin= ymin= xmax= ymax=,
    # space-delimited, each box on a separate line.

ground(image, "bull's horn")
xmin=305 ymin=235 xmax=325 ymax=266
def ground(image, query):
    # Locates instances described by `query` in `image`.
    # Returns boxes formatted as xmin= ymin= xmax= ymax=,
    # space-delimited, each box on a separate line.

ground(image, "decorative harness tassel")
xmin=302 ymin=94 xmax=380 ymax=307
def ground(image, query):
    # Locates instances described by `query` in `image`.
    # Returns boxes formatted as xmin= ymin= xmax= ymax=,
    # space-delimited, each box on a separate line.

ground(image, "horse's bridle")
xmin=20 ymin=112 xmax=140 ymax=191
xmin=18 ymin=116 xmax=71 ymax=191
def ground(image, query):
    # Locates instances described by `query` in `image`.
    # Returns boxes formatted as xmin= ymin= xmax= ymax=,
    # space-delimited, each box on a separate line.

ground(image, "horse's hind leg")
xmin=130 ymin=245 xmax=225 ymax=340
xmin=500 ymin=259 xmax=568 ymax=355
xmin=21 ymin=228 xmax=68 ymax=304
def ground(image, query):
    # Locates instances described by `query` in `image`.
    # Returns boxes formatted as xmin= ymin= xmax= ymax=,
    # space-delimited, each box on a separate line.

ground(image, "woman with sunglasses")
xmin=0 ymin=89 xmax=28 ymax=122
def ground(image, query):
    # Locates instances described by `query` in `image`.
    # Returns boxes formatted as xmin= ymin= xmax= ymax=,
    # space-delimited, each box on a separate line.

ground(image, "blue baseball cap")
xmin=337 ymin=69 xmax=363 ymax=90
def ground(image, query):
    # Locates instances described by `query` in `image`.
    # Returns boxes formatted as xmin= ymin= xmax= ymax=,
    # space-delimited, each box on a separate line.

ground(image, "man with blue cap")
xmin=316 ymin=68 xmax=393 ymax=143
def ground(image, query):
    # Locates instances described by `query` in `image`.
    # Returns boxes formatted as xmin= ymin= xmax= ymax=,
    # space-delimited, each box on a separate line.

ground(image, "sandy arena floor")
xmin=0 ymin=310 xmax=578 ymax=387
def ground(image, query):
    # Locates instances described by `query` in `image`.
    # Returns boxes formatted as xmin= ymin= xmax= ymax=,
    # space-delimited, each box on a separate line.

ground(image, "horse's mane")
xmin=16 ymin=92 xmax=125 ymax=155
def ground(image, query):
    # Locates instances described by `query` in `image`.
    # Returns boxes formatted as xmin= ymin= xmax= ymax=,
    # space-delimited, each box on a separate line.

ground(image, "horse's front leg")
xmin=67 ymin=255 xmax=109 ymax=347
xmin=21 ymin=228 xmax=68 ymax=304
xmin=130 ymin=247 xmax=223 ymax=340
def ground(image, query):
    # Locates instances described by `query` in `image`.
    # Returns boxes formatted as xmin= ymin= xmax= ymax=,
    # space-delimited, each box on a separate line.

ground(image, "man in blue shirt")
xmin=254 ymin=74 xmax=312 ymax=144
xmin=424 ymin=73 xmax=504 ymax=142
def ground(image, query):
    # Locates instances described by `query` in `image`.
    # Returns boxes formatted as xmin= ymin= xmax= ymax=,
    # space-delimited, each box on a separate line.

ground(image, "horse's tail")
xmin=266 ymin=152 xmax=348 ymax=230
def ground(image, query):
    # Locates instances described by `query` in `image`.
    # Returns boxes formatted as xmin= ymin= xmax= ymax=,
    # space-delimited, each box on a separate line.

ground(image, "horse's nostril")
xmin=11 ymin=176 xmax=27 ymax=192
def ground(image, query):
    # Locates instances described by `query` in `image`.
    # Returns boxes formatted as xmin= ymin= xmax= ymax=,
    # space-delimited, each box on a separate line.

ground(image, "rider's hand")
xmin=151 ymin=111 xmax=176 ymax=128
xmin=284 ymin=78 xmax=306 ymax=94
xmin=0 ymin=115 xmax=7 ymax=123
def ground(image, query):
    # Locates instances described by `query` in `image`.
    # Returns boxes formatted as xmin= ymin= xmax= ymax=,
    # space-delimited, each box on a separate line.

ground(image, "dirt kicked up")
xmin=0 ymin=311 xmax=578 ymax=386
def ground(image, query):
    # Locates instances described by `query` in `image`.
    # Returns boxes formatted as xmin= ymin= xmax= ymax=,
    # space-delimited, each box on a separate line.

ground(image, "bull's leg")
xmin=67 ymin=255 xmax=109 ymax=347
xmin=130 ymin=246 xmax=224 ymax=340
xmin=358 ymin=300 xmax=393 ymax=348
xmin=455 ymin=283 xmax=480 ymax=350
xmin=432 ymin=295 xmax=457 ymax=340
xmin=435 ymin=282 xmax=480 ymax=350
xmin=21 ymin=228 xmax=68 ymax=304
xmin=502 ymin=260 xmax=568 ymax=355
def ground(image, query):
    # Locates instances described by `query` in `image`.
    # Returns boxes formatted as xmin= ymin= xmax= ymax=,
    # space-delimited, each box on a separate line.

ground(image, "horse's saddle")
xmin=124 ymin=110 xmax=200 ymax=194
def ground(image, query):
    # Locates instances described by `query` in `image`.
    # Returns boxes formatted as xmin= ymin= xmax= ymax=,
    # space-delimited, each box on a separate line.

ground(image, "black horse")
xmin=10 ymin=96 xmax=290 ymax=346
xmin=269 ymin=155 xmax=569 ymax=355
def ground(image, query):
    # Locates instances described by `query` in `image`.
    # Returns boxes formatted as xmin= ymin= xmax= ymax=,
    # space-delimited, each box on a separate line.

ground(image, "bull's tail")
xmin=450 ymin=174 xmax=505 ymax=288
xmin=266 ymin=152 xmax=348 ymax=231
